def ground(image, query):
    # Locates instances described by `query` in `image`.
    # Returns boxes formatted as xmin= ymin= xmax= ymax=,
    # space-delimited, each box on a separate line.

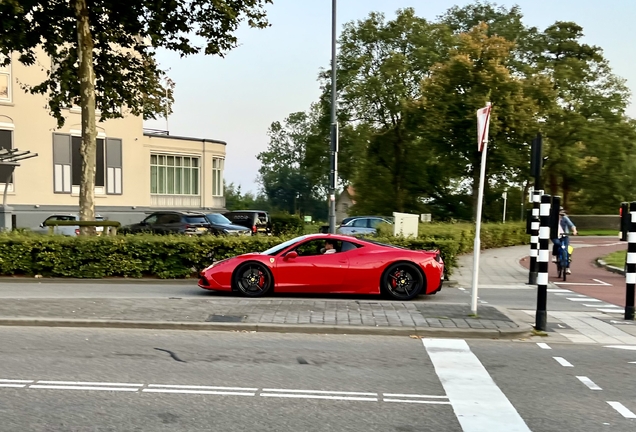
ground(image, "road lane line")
xmin=423 ymin=338 xmax=531 ymax=432
xmin=0 ymin=384 xmax=26 ymax=388
xmin=30 ymin=385 xmax=139 ymax=392
xmin=260 ymin=393 xmax=377 ymax=401
xmin=383 ymin=399 xmax=451 ymax=405
xmin=262 ymin=389 xmax=376 ymax=396
xmin=148 ymin=384 xmax=258 ymax=391
xmin=567 ymin=298 xmax=600 ymax=302
xmin=592 ymin=279 xmax=611 ymax=286
xmin=598 ymin=309 xmax=624 ymax=313
xmin=383 ymin=393 xmax=448 ymax=399
xmin=607 ymin=402 xmax=636 ymax=419
xmin=0 ymin=379 xmax=33 ymax=383
xmin=143 ymin=389 xmax=255 ymax=396
xmin=548 ymin=289 xmax=572 ymax=293
xmin=536 ymin=343 xmax=551 ymax=350
xmin=553 ymin=357 xmax=574 ymax=367
xmin=36 ymin=380 xmax=142 ymax=386
xmin=576 ymin=376 xmax=602 ymax=390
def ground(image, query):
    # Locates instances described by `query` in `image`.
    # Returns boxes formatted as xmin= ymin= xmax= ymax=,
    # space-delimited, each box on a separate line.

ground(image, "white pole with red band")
xmin=471 ymin=102 xmax=492 ymax=315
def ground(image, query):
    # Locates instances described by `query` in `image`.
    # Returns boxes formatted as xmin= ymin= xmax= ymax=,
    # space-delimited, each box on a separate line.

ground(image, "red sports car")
xmin=198 ymin=234 xmax=444 ymax=300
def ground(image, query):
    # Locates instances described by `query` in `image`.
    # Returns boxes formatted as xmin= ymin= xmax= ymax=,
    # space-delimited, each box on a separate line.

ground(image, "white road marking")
xmin=37 ymin=380 xmax=142 ymax=387
xmin=607 ymin=401 xmax=636 ymax=419
xmin=260 ymin=393 xmax=377 ymax=401
xmin=0 ymin=379 xmax=32 ymax=383
xmin=547 ymin=289 xmax=572 ymax=293
xmin=598 ymin=309 xmax=625 ymax=314
xmin=383 ymin=399 xmax=451 ymax=404
xmin=604 ymin=345 xmax=636 ymax=351
xmin=584 ymin=304 xmax=619 ymax=308
xmin=576 ymin=376 xmax=602 ymax=390
xmin=0 ymin=384 xmax=26 ymax=388
xmin=592 ymin=279 xmax=612 ymax=286
xmin=536 ymin=343 xmax=551 ymax=350
xmin=143 ymin=389 xmax=255 ymax=396
xmin=556 ymin=282 xmax=612 ymax=286
xmin=30 ymin=385 xmax=139 ymax=392
xmin=384 ymin=393 xmax=449 ymax=399
xmin=423 ymin=338 xmax=531 ymax=432
xmin=567 ymin=298 xmax=600 ymax=302
xmin=148 ymin=384 xmax=258 ymax=391
xmin=262 ymin=388 xmax=376 ymax=396
xmin=553 ymin=357 xmax=573 ymax=367
xmin=458 ymin=287 xmax=466 ymax=291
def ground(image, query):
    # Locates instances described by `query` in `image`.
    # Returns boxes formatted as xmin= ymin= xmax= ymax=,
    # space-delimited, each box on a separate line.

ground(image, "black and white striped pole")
xmin=624 ymin=201 xmax=636 ymax=321
xmin=528 ymin=190 xmax=541 ymax=285
xmin=535 ymin=194 xmax=551 ymax=331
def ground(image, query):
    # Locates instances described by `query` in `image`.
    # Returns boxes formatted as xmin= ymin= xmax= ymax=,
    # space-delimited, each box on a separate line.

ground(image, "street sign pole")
xmin=502 ymin=191 xmax=507 ymax=223
xmin=471 ymin=102 xmax=492 ymax=315
xmin=328 ymin=0 xmax=338 ymax=234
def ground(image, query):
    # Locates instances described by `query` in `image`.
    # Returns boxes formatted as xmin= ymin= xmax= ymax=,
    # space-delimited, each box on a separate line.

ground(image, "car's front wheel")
xmin=233 ymin=262 xmax=273 ymax=297
xmin=381 ymin=262 xmax=425 ymax=300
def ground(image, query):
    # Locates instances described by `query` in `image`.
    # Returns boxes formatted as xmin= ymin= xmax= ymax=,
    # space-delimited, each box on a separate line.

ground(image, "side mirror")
xmin=39 ymin=223 xmax=44 ymax=228
xmin=284 ymin=251 xmax=298 ymax=261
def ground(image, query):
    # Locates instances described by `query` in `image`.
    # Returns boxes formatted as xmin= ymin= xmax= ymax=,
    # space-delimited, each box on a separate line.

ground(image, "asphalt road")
xmin=1 ymin=327 xmax=635 ymax=431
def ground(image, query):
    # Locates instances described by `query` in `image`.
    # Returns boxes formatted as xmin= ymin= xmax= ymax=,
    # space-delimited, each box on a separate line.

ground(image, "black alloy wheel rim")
xmin=387 ymin=267 xmax=419 ymax=299
xmin=238 ymin=265 xmax=270 ymax=294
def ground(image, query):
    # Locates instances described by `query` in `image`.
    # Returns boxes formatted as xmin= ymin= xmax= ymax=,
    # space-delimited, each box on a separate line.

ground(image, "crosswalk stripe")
xmin=423 ymin=338 xmax=531 ymax=432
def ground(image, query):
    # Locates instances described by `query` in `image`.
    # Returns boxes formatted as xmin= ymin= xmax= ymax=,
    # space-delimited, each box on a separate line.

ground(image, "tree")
xmin=257 ymin=111 xmax=327 ymax=219
xmin=224 ymin=182 xmax=271 ymax=212
xmin=0 ymin=0 xmax=271 ymax=233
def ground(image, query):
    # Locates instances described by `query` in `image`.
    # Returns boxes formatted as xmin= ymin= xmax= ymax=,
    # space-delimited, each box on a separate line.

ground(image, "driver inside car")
xmin=322 ymin=240 xmax=337 ymax=254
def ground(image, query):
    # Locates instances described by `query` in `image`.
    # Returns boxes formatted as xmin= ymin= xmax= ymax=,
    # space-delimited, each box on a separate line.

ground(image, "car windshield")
xmin=206 ymin=214 xmax=232 ymax=225
xmin=185 ymin=216 xmax=208 ymax=224
xmin=260 ymin=235 xmax=308 ymax=256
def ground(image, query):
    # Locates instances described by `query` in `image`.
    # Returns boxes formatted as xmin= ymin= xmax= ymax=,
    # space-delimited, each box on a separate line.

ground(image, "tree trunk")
xmin=74 ymin=0 xmax=97 ymax=235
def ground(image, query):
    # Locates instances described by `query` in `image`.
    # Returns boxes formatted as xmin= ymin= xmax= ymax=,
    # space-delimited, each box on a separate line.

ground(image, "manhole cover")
xmin=206 ymin=314 xmax=246 ymax=323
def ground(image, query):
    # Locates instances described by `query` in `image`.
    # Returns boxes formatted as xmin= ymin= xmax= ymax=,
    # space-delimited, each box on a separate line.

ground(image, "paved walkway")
xmin=0 ymin=298 xmax=523 ymax=338
xmin=452 ymin=245 xmax=530 ymax=288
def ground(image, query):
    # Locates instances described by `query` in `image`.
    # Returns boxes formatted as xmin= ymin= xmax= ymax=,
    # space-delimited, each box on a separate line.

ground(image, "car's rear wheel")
xmin=233 ymin=262 xmax=273 ymax=297
xmin=381 ymin=262 xmax=425 ymax=300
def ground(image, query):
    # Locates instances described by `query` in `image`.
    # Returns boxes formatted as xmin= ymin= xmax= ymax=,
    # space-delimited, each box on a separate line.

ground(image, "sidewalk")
xmin=0 ymin=297 xmax=527 ymax=339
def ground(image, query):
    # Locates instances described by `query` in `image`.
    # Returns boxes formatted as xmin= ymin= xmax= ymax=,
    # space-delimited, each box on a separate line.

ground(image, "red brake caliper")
xmin=391 ymin=270 xmax=400 ymax=288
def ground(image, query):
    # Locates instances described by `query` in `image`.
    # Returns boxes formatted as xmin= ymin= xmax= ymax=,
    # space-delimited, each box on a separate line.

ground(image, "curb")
xmin=596 ymin=259 xmax=625 ymax=276
xmin=0 ymin=277 xmax=196 ymax=285
xmin=0 ymin=318 xmax=532 ymax=339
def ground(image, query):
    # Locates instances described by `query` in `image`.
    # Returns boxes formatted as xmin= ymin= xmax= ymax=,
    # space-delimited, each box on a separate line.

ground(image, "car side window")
xmin=369 ymin=218 xmax=384 ymax=229
xmin=294 ymin=239 xmax=343 ymax=256
xmin=341 ymin=241 xmax=361 ymax=252
xmin=351 ymin=219 xmax=367 ymax=228
xmin=144 ymin=215 xmax=159 ymax=224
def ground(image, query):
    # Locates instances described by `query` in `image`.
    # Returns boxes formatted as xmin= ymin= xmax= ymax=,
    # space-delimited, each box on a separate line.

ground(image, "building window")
xmin=212 ymin=157 xmax=224 ymax=197
xmin=150 ymin=154 xmax=200 ymax=195
xmin=0 ymin=55 xmax=11 ymax=103
xmin=53 ymin=133 xmax=121 ymax=194
xmin=0 ymin=129 xmax=14 ymax=184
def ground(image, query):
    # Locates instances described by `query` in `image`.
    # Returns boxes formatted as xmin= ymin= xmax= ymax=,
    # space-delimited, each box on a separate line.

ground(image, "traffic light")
xmin=620 ymin=202 xmax=629 ymax=241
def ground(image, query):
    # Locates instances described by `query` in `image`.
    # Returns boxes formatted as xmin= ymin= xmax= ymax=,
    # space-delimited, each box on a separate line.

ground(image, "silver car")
xmin=337 ymin=216 xmax=393 ymax=236
xmin=34 ymin=213 xmax=105 ymax=236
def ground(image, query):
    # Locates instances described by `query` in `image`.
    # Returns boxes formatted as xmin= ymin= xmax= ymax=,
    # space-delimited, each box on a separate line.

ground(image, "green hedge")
xmin=270 ymin=213 xmax=304 ymax=236
xmin=0 ymin=221 xmax=529 ymax=279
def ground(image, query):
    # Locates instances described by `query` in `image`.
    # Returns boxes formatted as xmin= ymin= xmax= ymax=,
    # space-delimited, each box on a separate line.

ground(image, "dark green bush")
xmin=270 ymin=213 xmax=304 ymax=236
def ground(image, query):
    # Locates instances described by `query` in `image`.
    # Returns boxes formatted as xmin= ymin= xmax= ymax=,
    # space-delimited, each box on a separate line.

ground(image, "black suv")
xmin=223 ymin=210 xmax=272 ymax=235
xmin=120 ymin=211 xmax=212 ymax=235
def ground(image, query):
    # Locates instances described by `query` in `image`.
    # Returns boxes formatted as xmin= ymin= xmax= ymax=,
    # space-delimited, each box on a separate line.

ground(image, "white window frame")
xmin=0 ymin=54 xmax=11 ymax=103
xmin=150 ymin=153 xmax=201 ymax=196
xmin=212 ymin=157 xmax=224 ymax=197
xmin=69 ymin=130 xmax=107 ymax=195
xmin=0 ymin=123 xmax=15 ymax=192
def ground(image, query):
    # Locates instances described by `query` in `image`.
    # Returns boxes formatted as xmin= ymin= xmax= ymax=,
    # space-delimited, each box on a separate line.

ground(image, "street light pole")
xmin=328 ymin=0 xmax=338 ymax=234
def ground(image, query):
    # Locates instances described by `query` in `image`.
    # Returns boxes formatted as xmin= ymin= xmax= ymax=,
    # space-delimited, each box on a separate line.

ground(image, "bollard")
xmin=625 ymin=201 xmax=636 ymax=321
xmin=535 ymin=194 xmax=551 ymax=331
xmin=528 ymin=190 xmax=542 ymax=285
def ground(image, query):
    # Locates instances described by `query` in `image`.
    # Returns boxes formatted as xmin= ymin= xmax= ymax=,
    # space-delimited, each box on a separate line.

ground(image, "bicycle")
xmin=555 ymin=233 xmax=573 ymax=281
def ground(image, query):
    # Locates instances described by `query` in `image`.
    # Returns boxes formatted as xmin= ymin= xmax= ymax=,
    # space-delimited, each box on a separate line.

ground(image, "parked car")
xmin=198 ymin=233 xmax=444 ymax=300
xmin=223 ymin=210 xmax=272 ymax=236
xmin=337 ymin=216 xmax=393 ymax=236
xmin=119 ymin=211 xmax=212 ymax=235
xmin=33 ymin=213 xmax=105 ymax=236
xmin=205 ymin=213 xmax=251 ymax=236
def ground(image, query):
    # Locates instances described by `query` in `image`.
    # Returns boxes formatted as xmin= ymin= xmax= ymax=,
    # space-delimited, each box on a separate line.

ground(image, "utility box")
xmin=420 ymin=213 xmax=432 ymax=223
xmin=393 ymin=212 xmax=419 ymax=238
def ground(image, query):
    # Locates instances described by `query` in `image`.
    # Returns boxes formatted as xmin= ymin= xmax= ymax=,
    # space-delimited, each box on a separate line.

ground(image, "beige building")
xmin=0 ymin=50 xmax=226 ymax=228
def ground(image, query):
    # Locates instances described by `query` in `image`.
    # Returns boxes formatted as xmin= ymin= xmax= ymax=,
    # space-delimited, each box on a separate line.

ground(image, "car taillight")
xmin=75 ymin=229 xmax=80 ymax=235
xmin=252 ymin=225 xmax=257 ymax=233
xmin=185 ymin=224 xmax=191 ymax=229
xmin=435 ymin=252 xmax=442 ymax=263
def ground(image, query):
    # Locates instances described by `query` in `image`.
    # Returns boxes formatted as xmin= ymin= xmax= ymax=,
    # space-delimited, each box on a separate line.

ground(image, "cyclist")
xmin=551 ymin=207 xmax=578 ymax=274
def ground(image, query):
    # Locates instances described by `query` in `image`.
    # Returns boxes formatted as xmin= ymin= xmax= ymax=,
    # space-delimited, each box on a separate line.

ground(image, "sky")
xmin=143 ymin=0 xmax=636 ymax=195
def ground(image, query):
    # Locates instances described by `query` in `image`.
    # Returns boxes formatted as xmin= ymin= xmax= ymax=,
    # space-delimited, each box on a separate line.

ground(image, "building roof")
xmin=143 ymin=129 xmax=227 ymax=145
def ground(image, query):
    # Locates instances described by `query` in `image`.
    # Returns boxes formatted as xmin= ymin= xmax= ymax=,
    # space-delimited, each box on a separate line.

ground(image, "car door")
xmin=274 ymin=238 xmax=350 ymax=293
